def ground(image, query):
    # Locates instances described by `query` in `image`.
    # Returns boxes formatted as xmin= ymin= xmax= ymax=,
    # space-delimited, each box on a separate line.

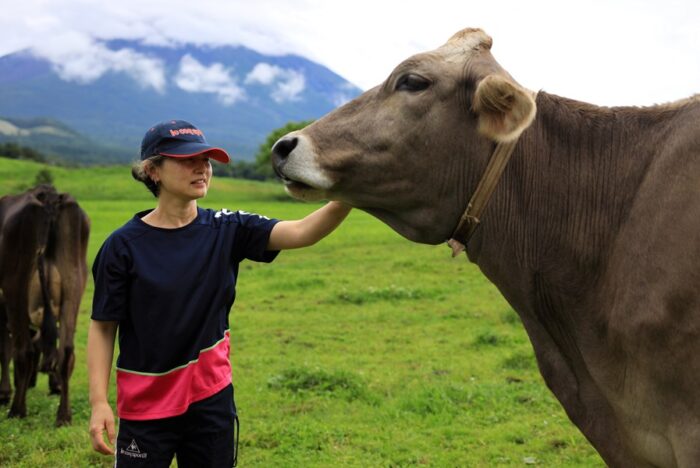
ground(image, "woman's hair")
xmin=131 ymin=155 xmax=166 ymax=197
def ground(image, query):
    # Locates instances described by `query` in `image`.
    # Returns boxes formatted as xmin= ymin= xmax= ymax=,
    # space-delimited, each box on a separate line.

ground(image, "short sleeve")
xmin=91 ymin=236 xmax=130 ymax=321
xmin=231 ymin=211 xmax=280 ymax=263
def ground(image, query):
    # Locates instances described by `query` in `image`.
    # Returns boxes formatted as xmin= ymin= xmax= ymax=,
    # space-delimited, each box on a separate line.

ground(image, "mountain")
xmin=0 ymin=40 xmax=362 ymax=163
xmin=0 ymin=117 xmax=130 ymax=163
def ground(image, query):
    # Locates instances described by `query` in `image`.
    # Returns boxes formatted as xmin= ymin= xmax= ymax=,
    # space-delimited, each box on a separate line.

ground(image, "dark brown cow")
xmin=271 ymin=28 xmax=700 ymax=467
xmin=0 ymin=185 xmax=89 ymax=426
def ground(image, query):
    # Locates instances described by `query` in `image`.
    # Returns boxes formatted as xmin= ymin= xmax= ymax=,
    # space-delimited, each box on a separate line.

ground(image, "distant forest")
xmin=0 ymin=142 xmax=47 ymax=162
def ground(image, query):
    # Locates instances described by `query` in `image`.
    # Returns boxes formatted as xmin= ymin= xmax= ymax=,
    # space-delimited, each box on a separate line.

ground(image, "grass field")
xmin=0 ymin=158 xmax=603 ymax=466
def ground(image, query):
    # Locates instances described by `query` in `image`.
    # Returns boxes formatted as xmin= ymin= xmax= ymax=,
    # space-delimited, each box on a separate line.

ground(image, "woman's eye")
xmin=179 ymin=158 xmax=209 ymax=165
xmin=395 ymin=74 xmax=431 ymax=92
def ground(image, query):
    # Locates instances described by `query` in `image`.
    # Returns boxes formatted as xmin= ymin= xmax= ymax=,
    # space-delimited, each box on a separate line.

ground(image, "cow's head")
xmin=272 ymin=28 xmax=536 ymax=244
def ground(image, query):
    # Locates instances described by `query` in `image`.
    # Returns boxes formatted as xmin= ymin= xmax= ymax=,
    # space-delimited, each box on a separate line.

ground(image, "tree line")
xmin=0 ymin=120 xmax=311 ymax=182
xmin=0 ymin=142 xmax=47 ymax=162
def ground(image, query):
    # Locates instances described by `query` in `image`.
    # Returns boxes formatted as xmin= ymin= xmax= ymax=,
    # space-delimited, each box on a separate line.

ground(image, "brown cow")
xmin=0 ymin=185 xmax=89 ymax=426
xmin=271 ymin=28 xmax=700 ymax=467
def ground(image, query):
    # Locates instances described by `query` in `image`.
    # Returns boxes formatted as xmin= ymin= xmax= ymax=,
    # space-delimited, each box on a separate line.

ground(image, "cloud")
xmin=244 ymin=63 xmax=281 ymax=85
xmin=174 ymin=54 xmax=245 ymax=105
xmin=245 ymin=63 xmax=306 ymax=103
xmin=271 ymin=71 xmax=305 ymax=103
xmin=30 ymin=32 xmax=166 ymax=91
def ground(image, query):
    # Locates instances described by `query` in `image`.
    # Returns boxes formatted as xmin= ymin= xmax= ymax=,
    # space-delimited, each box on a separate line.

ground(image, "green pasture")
xmin=0 ymin=158 xmax=603 ymax=466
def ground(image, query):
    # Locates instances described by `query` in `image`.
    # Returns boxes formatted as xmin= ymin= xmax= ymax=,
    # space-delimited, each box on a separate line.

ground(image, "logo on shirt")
xmin=214 ymin=208 xmax=234 ymax=218
xmin=214 ymin=208 xmax=270 ymax=220
xmin=120 ymin=439 xmax=148 ymax=459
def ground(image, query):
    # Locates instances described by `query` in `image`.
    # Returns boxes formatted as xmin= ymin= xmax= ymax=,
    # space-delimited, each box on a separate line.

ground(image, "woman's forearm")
xmin=87 ymin=320 xmax=117 ymax=406
xmin=268 ymin=201 xmax=351 ymax=250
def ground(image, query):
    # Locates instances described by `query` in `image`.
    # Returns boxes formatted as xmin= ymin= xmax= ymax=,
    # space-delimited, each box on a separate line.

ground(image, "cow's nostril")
xmin=272 ymin=136 xmax=298 ymax=161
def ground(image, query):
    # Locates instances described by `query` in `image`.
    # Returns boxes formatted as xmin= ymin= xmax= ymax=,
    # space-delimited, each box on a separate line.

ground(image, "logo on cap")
xmin=169 ymin=128 xmax=204 ymax=137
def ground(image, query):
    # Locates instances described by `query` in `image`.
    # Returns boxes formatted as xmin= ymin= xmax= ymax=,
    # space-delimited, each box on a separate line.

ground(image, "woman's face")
xmin=149 ymin=154 xmax=213 ymax=201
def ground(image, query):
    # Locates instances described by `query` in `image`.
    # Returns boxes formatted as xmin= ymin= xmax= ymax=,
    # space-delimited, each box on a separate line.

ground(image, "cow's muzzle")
xmin=271 ymin=136 xmax=298 ymax=180
xmin=270 ymin=134 xmax=333 ymax=201
xmin=272 ymin=135 xmax=312 ymax=191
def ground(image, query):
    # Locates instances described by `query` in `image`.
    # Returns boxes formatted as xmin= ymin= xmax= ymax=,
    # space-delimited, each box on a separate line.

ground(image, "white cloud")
xmin=271 ymin=70 xmax=305 ymax=103
xmin=29 ymin=32 xmax=166 ymax=91
xmin=174 ymin=54 xmax=245 ymax=105
xmin=245 ymin=62 xmax=306 ymax=103
xmin=245 ymin=63 xmax=281 ymax=85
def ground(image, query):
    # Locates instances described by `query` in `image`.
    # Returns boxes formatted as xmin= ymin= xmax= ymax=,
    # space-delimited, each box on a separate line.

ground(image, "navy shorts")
xmin=115 ymin=384 xmax=239 ymax=467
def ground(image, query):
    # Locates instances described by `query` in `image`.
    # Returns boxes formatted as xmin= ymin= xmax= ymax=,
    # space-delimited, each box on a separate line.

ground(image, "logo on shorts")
xmin=120 ymin=439 xmax=148 ymax=459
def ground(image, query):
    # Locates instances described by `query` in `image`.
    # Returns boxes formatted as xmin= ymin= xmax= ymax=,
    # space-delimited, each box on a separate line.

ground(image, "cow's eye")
xmin=395 ymin=74 xmax=431 ymax=92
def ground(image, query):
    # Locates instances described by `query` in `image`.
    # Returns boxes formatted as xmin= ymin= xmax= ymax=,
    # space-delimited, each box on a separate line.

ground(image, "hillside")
xmin=0 ymin=40 xmax=362 ymax=163
xmin=0 ymin=117 xmax=129 ymax=164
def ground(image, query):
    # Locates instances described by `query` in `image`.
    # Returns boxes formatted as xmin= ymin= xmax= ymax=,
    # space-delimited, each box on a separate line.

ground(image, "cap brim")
xmin=158 ymin=141 xmax=231 ymax=163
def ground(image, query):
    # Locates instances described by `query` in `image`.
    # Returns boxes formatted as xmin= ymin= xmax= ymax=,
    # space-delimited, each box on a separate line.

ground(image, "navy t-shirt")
xmin=91 ymin=207 xmax=279 ymax=420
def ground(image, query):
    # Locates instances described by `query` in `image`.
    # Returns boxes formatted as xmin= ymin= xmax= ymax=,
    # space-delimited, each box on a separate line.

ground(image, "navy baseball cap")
xmin=140 ymin=120 xmax=230 ymax=163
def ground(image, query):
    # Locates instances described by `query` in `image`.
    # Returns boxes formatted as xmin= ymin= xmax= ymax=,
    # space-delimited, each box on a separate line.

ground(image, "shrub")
xmin=34 ymin=169 xmax=54 ymax=186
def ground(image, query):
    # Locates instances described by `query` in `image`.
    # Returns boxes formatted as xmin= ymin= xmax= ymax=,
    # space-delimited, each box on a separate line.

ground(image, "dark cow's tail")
xmin=37 ymin=254 xmax=58 ymax=373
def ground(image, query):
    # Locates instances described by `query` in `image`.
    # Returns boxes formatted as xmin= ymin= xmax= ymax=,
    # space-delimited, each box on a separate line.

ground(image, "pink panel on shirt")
xmin=116 ymin=332 xmax=231 ymax=420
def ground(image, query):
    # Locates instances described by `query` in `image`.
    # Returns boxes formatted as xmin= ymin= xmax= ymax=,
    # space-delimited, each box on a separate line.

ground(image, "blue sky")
xmin=1 ymin=0 xmax=698 ymax=106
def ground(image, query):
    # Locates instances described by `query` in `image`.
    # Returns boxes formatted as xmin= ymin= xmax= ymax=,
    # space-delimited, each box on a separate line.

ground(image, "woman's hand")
xmin=87 ymin=319 xmax=118 ymax=455
xmin=89 ymin=401 xmax=116 ymax=455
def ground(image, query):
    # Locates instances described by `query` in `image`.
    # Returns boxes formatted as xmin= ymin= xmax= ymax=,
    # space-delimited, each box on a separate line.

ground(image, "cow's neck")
xmin=472 ymin=91 xmax=673 ymax=322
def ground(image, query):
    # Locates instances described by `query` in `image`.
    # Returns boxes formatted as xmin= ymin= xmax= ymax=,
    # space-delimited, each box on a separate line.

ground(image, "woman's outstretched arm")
xmin=267 ymin=201 xmax=351 ymax=250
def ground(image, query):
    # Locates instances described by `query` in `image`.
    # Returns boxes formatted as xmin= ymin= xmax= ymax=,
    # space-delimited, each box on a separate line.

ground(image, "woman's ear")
xmin=145 ymin=161 xmax=160 ymax=183
xmin=473 ymin=75 xmax=536 ymax=142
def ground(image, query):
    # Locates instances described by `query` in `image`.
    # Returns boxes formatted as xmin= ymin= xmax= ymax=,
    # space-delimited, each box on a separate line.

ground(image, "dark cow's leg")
xmin=8 ymin=338 xmax=33 ymax=418
xmin=54 ymin=284 xmax=81 ymax=426
xmin=28 ymin=336 xmax=40 ymax=388
xmin=55 ymin=296 xmax=79 ymax=425
xmin=48 ymin=369 xmax=61 ymax=395
xmin=0 ymin=305 xmax=11 ymax=405
xmin=5 ymin=280 xmax=33 ymax=419
xmin=55 ymin=344 xmax=74 ymax=426
xmin=37 ymin=256 xmax=58 ymax=374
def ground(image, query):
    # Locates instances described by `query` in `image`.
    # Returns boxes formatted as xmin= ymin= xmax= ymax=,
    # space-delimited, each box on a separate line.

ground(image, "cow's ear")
xmin=473 ymin=75 xmax=536 ymax=142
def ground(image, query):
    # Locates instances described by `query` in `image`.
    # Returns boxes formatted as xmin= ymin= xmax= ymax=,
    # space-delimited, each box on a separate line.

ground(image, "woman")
xmin=87 ymin=120 xmax=350 ymax=467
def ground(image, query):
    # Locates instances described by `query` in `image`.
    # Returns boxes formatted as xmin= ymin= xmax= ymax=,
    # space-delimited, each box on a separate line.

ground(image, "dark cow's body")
xmin=0 ymin=185 xmax=89 ymax=426
xmin=271 ymin=29 xmax=700 ymax=467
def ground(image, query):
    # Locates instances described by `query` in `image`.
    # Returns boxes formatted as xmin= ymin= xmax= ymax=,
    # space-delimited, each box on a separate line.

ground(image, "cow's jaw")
xmin=272 ymin=133 xmax=333 ymax=201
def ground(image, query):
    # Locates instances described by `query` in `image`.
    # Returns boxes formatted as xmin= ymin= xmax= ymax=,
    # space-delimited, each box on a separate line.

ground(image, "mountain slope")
xmin=0 ymin=40 xmax=362 ymax=162
xmin=0 ymin=117 xmax=129 ymax=163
